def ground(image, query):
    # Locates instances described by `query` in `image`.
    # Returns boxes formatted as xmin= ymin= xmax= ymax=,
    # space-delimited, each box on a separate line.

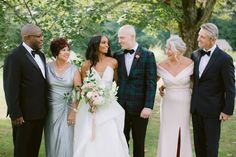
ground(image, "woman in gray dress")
xmin=45 ymin=38 xmax=81 ymax=157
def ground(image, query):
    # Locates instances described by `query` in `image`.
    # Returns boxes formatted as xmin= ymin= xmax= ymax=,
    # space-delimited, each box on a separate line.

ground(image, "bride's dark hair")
xmin=85 ymin=35 xmax=111 ymax=70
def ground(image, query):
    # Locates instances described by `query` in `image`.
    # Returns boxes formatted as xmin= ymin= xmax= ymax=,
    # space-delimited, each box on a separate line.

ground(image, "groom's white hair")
xmin=118 ymin=25 xmax=136 ymax=37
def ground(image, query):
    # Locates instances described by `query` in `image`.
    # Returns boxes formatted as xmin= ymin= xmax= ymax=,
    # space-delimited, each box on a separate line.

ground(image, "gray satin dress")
xmin=45 ymin=62 xmax=78 ymax=157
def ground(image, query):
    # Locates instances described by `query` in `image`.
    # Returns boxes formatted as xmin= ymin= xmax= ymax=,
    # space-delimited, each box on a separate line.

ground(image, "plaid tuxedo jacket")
xmin=114 ymin=46 xmax=157 ymax=115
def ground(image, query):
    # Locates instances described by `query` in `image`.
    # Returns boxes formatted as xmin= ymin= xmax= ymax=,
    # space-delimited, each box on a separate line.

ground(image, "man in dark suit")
xmin=3 ymin=24 xmax=48 ymax=157
xmin=191 ymin=23 xmax=235 ymax=157
xmin=114 ymin=25 xmax=157 ymax=157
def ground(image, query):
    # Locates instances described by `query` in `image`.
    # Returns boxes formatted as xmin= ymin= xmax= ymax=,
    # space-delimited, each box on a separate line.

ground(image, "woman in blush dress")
xmin=73 ymin=35 xmax=129 ymax=157
xmin=44 ymin=38 xmax=81 ymax=157
xmin=156 ymin=35 xmax=193 ymax=157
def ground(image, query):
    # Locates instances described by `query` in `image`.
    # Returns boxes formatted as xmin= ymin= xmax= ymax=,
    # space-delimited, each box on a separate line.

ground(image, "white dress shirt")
xmin=22 ymin=42 xmax=46 ymax=78
xmin=125 ymin=43 xmax=138 ymax=76
xmin=199 ymin=44 xmax=217 ymax=78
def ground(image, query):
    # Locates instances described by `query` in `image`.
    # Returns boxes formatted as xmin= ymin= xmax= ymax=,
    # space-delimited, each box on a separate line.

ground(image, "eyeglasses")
xmin=28 ymin=34 xmax=43 ymax=38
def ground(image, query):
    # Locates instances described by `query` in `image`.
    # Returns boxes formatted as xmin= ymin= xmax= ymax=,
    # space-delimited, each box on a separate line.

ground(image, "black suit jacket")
xmin=3 ymin=44 xmax=48 ymax=120
xmin=114 ymin=46 xmax=157 ymax=115
xmin=191 ymin=46 xmax=235 ymax=117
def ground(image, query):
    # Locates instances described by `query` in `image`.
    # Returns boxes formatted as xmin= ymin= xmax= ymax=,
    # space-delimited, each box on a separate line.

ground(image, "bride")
xmin=73 ymin=35 xmax=129 ymax=157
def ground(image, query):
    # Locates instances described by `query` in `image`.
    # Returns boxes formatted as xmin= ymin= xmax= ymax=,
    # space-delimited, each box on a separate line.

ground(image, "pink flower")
xmin=135 ymin=53 xmax=141 ymax=60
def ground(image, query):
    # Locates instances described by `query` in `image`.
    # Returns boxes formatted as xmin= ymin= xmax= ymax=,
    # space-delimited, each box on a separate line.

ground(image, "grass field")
xmin=1 ymin=103 xmax=236 ymax=157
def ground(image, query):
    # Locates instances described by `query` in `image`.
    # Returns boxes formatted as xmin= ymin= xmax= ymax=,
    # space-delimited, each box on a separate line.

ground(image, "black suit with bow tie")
xmin=191 ymin=46 xmax=235 ymax=157
xmin=3 ymin=43 xmax=48 ymax=157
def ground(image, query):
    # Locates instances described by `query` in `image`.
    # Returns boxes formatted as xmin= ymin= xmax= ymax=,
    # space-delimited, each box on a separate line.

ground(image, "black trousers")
xmin=124 ymin=112 xmax=149 ymax=157
xmin=192 ymin=114 xmax=221 ymax=157
xmin=12 ymin=119 xmax=45 ymax=157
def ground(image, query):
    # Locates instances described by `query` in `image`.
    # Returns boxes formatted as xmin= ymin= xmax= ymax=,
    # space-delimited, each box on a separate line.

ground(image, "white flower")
xmin=93 ymin=96 xmax=104 ymax=106
xmin=86 ymin=91 xmax=93 ymax=99
xmin=80 ymin=69 xmax=118 ymax=113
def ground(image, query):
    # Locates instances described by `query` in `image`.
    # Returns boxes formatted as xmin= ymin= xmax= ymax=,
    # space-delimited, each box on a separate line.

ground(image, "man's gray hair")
xmin=200 ymin=23 xmax=218 ymax=40
xmin=167 ymin=35 xmax=187 ymax=54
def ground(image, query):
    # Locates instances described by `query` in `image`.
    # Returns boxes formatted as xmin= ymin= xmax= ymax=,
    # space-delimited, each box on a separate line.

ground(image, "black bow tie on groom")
xmin=200 ymin=49 xmax=211 ymax=56
xmin=124 ymin=49 xmax=135 ymax=54
xmin=31 ymin=50 xmax=39 ymax=58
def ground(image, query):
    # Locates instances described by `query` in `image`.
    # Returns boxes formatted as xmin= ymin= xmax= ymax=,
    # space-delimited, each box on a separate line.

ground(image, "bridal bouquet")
xmin=81 ymin=68 xmax=118 ymax=113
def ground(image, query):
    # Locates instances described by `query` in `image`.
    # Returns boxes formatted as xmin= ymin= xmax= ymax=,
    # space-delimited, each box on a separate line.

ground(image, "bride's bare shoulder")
xmin=106 ymin=57 xmax=118 ymax=69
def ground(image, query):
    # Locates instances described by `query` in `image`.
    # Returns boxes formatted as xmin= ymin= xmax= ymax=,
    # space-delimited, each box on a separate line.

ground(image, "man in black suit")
xmin=3 ymin=24 xmax=48 ymax=157
xmin=115 ymin=25 xmax=157 ymax=157
xmin=191 ymin=23 xmax=235 ymax=157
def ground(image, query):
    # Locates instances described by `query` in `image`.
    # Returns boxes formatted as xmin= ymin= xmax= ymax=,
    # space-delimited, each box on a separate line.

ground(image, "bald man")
xmin=3 ymin=24 xmax=48 ymax=157
xmin=114 ymin=25 xmax=157 ymax=157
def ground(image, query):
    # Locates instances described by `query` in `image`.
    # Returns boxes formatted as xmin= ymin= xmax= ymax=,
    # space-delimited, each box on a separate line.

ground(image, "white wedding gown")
xmin=73 ymin=66 xmax=129 ymax=157
xmin=156 ymin=63 xmax=193 ymax=157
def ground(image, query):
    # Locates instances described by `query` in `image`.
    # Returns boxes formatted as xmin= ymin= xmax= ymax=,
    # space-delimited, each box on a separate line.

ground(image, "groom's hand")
xmin=219 ymin=112 xmax=231 ymax=121
xmin=140 ymin=108 xmax=152 ymax=119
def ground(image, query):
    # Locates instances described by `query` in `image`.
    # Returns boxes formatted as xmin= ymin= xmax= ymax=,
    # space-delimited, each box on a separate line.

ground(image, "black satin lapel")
xmin=129 ymin=47 xmax=142 ymax=77
xmin=121 ymin=53 xmax=128 ymax=78
xmin=129 ymin=55 xmax=138 ymax=77
xmin=195 ymin=52 xmax=202 ymax=80
xmin=201 ymin=49 xmax=219 ymax=78
xmin=39 ymin=52 xmax=47 ymax=78
xmin=25 ymin=52 xmax=41 ymax=72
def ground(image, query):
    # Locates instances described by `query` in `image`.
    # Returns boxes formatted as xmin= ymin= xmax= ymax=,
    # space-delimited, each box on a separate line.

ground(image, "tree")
xmin=0 ymin=0 xmax=235 ymax=60
xmin=102 ymin=0 xmax=218 ymax=56
xmin=0 ymin=0 xmax=162 ymax=58
xmin=210 ymin=0 xmax=236 ymax=50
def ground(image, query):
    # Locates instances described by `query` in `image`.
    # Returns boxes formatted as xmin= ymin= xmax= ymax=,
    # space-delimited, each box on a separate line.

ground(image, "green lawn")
xmin=0 ymin=103 xmax=236 ymax=157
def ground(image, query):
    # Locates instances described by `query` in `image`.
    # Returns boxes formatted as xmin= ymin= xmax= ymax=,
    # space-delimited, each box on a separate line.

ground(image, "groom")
xmin=114 ymin=25 xmax=157 ymax=157
xmin=191 ymin=23 xmax=235 ymax=157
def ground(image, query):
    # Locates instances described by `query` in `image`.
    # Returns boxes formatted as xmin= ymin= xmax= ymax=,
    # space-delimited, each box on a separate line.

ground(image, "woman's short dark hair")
xmin=50 ymin=38 xmax=70 ymax=57
xmin=85 ymin=35 xmax=111 ymax=68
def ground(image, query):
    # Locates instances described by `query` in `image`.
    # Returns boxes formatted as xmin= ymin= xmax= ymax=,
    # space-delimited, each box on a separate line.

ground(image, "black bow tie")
xmin=31 ymin=50 xmax=39 ymax=58
xmin=200 ymin=49 xmax=211 ymax=56
xmin=124 ymin=49 xmax=135 ymax=54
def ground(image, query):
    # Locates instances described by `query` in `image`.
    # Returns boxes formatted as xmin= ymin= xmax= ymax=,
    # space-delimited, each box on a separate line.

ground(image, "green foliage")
xmin=0 ymin=0 xmax=235 ymax=62
xmin=210 ymin=13 xmax=236 ymax=50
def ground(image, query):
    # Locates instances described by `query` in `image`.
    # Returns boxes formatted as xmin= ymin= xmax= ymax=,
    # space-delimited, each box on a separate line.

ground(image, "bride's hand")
xmin=88 ymin=100 xmax=94 ymax=107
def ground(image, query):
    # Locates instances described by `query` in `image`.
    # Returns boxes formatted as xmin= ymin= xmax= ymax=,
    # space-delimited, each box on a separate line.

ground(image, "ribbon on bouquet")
xmin=91 ymin=106 xmax=97 ymax=141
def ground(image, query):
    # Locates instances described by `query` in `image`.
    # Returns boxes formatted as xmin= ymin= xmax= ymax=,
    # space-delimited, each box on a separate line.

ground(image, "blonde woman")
xmin=156 ymin=35 xmax=193 ymax=157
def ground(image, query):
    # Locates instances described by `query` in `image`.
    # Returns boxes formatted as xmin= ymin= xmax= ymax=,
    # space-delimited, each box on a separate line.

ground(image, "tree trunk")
xmin=179 ymin=0 xmax=217 ymax=57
